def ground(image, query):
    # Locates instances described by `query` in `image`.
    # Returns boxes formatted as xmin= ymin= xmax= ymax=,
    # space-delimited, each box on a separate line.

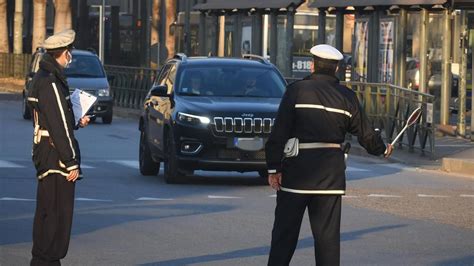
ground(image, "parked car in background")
xmin=22 ymin=48 xmax=113 ymax=123
xmin=139 ymin=54 xmax=287 ymax=183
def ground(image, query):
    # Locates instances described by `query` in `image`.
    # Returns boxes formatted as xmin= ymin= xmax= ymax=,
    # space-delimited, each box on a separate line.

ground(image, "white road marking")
xmin=346 ymin=166 xmax=370 ymax=172
xmin=460 ymin=194 xmax=474 ymax=198
xmin=0 ymin=197 xmax=35 ymax=201
xmin=108 ymin=160 xmax=139 ymax=169
xmin=75 ymin=197 xmax=113 ymax=202
xmin=0 ymin=160 xmax=25 ymax=168
xmin=417 ymin=194 xmax=449 ymax=198
xmin=136 ymin=197 xmax=174 ymax=201
xmin=368 ymin=194 xmax=402 ymax=198
xmin=436 ymin=144 xmax=474 ymax=147
xmin=268 ymin=194 xmax=277 ymax=198
xmin=208 ymin=195 xmax=242 ymax=199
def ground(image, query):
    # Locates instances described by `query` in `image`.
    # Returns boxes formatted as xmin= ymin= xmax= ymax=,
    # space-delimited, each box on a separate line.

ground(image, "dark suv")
xmin=139 ymin=54 xmax=287 ymax=183
xmin=22 ymin=48 xmax=113 ymax=123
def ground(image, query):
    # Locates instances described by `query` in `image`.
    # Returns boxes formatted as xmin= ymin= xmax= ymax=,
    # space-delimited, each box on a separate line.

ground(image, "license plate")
xmin=234 ymin=137 xmax=264 ymax=151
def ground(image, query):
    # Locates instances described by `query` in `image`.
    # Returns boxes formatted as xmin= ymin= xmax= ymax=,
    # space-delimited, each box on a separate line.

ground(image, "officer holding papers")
xmin=27 ymin=29 xmax=91 ymax=266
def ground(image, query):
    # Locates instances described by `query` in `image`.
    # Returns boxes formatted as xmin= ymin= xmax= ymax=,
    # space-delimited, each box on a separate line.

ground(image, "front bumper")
xmin=173 ymin=121 xmax=269 ymax=172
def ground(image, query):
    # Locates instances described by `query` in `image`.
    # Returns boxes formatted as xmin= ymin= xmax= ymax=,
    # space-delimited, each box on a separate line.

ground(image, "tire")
xmin=22 ymin=95 xmax=31 ymax=120
xmin=163 ymin=133 xmax=185 ymax=184
xmin=139 ymin=130 xmax=160 ymax=176
xmin=102 ymin=112 xmax=113 ymax=124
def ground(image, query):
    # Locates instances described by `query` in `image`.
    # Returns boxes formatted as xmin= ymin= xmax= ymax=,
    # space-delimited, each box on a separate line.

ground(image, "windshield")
xmin=65 ymin=55 xmax=105 ymax=78
xmin=177 ymin=66 xmax=286 ymax=98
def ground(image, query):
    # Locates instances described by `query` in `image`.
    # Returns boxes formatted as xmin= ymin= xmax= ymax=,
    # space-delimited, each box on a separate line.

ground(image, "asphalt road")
xmin=1 ymin=97 xmax=473 ymax=266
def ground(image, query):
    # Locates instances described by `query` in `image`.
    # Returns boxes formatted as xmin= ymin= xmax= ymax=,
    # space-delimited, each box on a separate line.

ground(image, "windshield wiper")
xmin=66 ymin=73 xmax=102 ymax=78
xmin=179 ymin=92 xmax=201 ymax=96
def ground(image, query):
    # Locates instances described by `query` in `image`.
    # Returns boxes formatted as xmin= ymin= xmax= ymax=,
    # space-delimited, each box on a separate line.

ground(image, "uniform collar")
xmin=304 ymin=73 xmax=340 ymax=84
xmin=39 ymin=53 xmax=68 ymax=85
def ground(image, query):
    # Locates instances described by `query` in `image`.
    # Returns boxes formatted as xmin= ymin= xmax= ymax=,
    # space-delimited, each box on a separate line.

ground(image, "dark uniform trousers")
xmin=31 ymin=174 xmax=75 ymax=266
xmin=268 ymin=190 xmax=341 ymax=266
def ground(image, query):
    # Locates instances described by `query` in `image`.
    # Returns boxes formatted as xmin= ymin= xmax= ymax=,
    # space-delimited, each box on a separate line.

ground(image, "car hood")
xmin=177 ymin=96 xmax=281 ymax=117
xmin=67 ymin=77 xmax=109 ymax=90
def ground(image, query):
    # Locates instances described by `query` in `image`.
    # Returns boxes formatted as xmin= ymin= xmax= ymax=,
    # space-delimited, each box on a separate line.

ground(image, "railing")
xmin=104 ymin=65 xmax=157 ymax=109
xmin=0 ymin=53 xmax=32 ymax=79
xmin=344 ymin=81 xmax=436 ymax=158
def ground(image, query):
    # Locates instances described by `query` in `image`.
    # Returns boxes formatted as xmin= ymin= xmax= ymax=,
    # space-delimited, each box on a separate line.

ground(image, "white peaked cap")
xmin=310 ymin=44 xmax=343 ymax=61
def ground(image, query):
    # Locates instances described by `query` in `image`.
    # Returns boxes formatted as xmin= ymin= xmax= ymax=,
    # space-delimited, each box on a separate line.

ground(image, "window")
xmin=65 ymin=55 xmax=105 ymax=78
xmin=177 ymin=66 xmax=286 ymax=98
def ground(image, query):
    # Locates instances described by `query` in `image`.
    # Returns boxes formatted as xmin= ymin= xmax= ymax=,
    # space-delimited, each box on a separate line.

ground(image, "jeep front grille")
xmin=213 ymin=117 xmax=274 ymax=134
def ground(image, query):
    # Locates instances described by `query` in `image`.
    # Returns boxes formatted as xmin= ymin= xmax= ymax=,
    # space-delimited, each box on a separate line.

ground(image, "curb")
xmin=441 ymin=158 xmax=474 ymax=176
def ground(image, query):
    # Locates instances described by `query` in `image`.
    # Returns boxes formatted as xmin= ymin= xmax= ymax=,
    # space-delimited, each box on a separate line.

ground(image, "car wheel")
xmin=139 ymin=130 xmax=160 ymax=176
xmin=102 ymin=112 xmax=113 ymax=124
xmin=258 ymin=170 xmax=268 ymax=179
xmin=164 ymin=134 xmax=185 ymax=184
xmin=22 ymin=95 xmax=31 ymax=120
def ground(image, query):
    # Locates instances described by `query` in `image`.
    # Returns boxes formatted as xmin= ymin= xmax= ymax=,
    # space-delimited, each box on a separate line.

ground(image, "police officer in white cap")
xmin=265 ymin=44 xmax=393 ymax=265
xmin=28 ymin=29 xmax=90 ymax=266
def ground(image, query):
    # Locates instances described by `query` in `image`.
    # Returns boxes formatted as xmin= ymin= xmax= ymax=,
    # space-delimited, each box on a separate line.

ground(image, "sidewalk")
xmin=349 ymin=130 xmax=474 ymax=177
xmin=1 ymin=79 xmax=473 ymax=177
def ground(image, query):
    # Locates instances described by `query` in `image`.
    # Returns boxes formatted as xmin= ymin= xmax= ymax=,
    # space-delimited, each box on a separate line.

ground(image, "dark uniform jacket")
xmin=28 ymin=53 xmax=82 ymax=180
xmin=265 ymin=73 xmax=386 ymax=194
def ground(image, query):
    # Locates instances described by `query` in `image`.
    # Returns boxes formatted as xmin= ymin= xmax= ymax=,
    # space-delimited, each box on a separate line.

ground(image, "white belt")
xmin=299 ymin=142 xmax=341 ymax=149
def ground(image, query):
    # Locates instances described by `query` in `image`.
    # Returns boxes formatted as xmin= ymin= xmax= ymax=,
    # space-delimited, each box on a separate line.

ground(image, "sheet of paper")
xmin=70 ymin=89 xmax=97 ymax=125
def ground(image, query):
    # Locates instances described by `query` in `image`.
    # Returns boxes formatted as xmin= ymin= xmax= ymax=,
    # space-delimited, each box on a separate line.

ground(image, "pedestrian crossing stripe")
xmin=0 ymin=160 xmax=25 ymax=168
xmin=0 ymin=159 xmax=372 ymax=173
xmin=107 ymin=160 xmax=139 ymax=169
xmin=346 ymin=166 xmax=369 ymax=172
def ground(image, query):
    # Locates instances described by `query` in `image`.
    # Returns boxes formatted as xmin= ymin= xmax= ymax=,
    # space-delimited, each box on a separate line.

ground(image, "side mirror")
xmin=150 ymin=85 xmax=169 ymax=97
xmin=107 ymin=75 xmax=115 ymax=82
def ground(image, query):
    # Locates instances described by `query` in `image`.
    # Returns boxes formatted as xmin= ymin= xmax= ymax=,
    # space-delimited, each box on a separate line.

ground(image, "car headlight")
xmin=177 ymin=112 xmax=210 ymax=125
xmin=98 ymin=88 xmax=110 ymax=97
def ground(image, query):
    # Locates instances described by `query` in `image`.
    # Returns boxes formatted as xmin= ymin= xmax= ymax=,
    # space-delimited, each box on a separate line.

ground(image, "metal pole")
xmin=99 ymin=1 xmax=105 ymax=62
xmin=286 ymin=9 xmax=295 ymax=77
xmin=233 ymin=13 xmax=242 ymax=57
xmin=184 ymin=0 xmax=191 ymax=55
xmin=318 ymin=8 xmax=326 ymax=44
xmin=441 ymin=9 xmax=452 ymax=125
xmin=335 ymin=9 xmax=344 ymax=52
xmin=270 ymin=11 xmax=278 ymax=65
xmin=199 ymin=12 xmax=206 ymax=55
xmin=471 ymin=42 xmax=474 ymax=141
xmin=397 ymin=8 xmax=407 ymax=87
xmin=368 ymin=9 xmax=380 ymax=82
xmin=218 ymin=15 xmax=225 ymax=56
xmin=252 ymin=12 xmax=263 ymax=55
xmin=458 ymin=10 xmax=467 ymax=137
xmin=419 ymin=8 xmax=429 ymax=94
xmin=263 ymin=14 xmax=269 ymax=57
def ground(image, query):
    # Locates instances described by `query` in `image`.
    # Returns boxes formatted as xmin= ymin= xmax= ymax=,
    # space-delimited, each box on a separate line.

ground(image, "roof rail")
xmin=174 ymin=53 xmax=188 ymax=62
xmin=242 ymin=54 xmax=270 ymax=65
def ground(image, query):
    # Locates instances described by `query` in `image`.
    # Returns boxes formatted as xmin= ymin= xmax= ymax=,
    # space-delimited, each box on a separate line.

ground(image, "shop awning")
xmin=309 ymin=0 xmax=447 ymax=8
xmin=194 ymin=0 xmax=305 ymax=11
